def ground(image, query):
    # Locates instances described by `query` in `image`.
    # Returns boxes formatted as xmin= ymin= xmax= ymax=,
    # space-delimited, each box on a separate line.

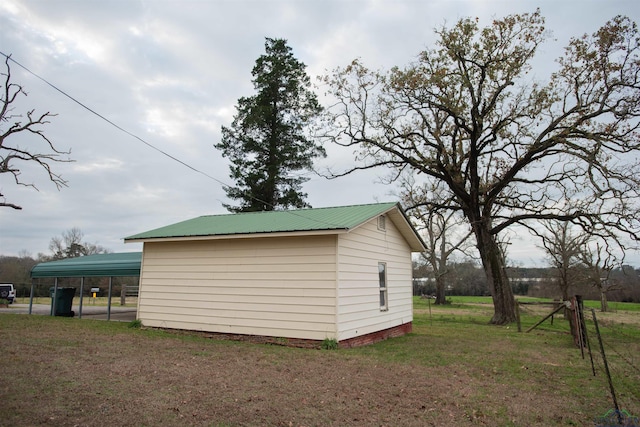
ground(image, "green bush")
xmin=321 ymin=338 xmax=338 ymax=350
xmin=128 ymin=319 xmax=142 ymax=329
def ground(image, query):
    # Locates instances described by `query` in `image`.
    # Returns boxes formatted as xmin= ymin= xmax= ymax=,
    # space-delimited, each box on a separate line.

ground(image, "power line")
xmin=0 ymin=52 xmax=354 ymax=228
xmin=1 ymin=51 xmax=229 ymax=189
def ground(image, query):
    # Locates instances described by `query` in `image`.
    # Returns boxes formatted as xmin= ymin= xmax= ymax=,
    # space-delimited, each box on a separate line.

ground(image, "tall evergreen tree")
xmin=216 ymin=38 xmax=325 ymax=212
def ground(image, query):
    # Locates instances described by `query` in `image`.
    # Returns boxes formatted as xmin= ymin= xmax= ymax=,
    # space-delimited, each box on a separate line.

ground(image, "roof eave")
xmin=124 ymin=228 xmax=350 ymax=244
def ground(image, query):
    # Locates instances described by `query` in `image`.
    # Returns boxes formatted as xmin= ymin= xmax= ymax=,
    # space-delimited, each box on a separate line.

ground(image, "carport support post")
xmin=29 ymin=279 xmax=35 ymax=315
xmin=50 ymin=278 xmax=58 ymax=316
xmin=107 ymin=277 xmax=112 ymax=321
xmin=78 ymin=277 xmax=84 ymax=319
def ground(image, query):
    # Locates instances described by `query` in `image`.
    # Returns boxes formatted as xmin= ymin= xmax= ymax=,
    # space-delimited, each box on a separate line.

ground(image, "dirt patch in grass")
xmin=1 ymin=314 xmax=637 ymax=426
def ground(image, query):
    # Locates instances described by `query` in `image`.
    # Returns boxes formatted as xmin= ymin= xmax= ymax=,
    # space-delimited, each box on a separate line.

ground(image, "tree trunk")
xmin=434 ymin=275 xmax=447 ymax=305
xmin=475 ymin=226 xmax=517 ymax=324
xmin=600 ymin=290 xmax=609 ymax=312
xmin=560 ymin=281 xmax=570 ymax=319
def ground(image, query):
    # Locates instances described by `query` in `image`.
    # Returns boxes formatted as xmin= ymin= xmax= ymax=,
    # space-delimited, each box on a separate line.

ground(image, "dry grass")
xmin=0 ymin=298 xmax=638 ymax=426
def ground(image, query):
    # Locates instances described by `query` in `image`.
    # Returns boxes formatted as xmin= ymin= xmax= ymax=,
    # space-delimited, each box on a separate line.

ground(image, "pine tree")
xmin=216 ymin=38 xmax=325 ymax=212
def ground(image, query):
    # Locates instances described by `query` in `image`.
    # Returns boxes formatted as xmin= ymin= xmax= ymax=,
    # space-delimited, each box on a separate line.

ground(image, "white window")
xmin=379 ymin=262 xmax=388 ymax=311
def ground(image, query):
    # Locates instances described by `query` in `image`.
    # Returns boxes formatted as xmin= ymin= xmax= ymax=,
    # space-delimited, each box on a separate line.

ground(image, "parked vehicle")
xmin=0 ymin=284 xmax=16 ymax=304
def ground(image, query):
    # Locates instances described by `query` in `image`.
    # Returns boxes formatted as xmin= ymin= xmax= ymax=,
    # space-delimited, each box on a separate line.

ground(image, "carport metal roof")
xmin=30 ymin=252 xmax=142 ymax=278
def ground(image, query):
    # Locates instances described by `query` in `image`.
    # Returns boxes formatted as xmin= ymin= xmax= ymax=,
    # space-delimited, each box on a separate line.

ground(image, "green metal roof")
xmin=125 ymin=202 xmax=402 ymax=241
xmin=31 ymin=252 xmax=142 ymax=278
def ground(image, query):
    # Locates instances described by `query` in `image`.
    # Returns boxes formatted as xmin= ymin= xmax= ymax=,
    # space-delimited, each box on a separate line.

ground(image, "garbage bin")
xmin=50 ymin=287 xmax=76 ymax=317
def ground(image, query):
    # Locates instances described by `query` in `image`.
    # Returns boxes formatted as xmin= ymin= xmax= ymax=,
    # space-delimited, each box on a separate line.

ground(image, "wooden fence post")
xmin=571 ymin=295 xmax=587 ymax=349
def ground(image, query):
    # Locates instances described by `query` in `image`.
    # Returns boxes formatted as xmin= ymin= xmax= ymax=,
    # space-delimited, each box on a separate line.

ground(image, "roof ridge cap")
xmin=198 ymin=201 xmax=398 ymax=218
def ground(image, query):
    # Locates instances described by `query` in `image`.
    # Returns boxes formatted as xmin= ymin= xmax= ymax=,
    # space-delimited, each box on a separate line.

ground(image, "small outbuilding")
xmin=125 ymin=202 xmax=426 ymax=347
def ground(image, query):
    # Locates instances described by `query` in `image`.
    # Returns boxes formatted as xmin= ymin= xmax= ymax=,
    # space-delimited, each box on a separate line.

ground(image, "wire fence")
xmin=518 ymin=297 xmax=640 ymax=426
xmin=584 ymin=309 xmax=640 ymax=427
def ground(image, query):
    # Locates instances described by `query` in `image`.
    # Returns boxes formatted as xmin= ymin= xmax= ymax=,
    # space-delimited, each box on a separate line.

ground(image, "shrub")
xmin=128 ymin=319 xmax=142 ymax=329
xmin=321 ymin=338 xmax=338 ymax=350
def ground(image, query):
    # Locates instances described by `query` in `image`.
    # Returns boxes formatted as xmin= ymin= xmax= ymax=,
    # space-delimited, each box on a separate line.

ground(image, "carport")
xmin=29 ymin=252 xmax=142 ymax=320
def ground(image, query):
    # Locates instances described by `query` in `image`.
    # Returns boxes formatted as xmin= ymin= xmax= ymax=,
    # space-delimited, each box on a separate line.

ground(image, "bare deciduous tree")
xmin=0 ymin=55 xmax=71 ymax=210
xmin=320 ymin=12 xmax=640 ymax=324
xmin=400 ymin=177 xmax=474 ymax=304
xmin=579 ymin=242 xmax=621 ymax=312
xmin=536 ymin=220 xmax=590 ymax=302
xmin=48 ymin=227 xmax=109 ymax=260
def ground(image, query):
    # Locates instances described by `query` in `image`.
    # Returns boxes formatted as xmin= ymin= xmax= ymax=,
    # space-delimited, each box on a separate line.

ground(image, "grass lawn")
xmin=0 ymin=296 xmax=638 ymax=426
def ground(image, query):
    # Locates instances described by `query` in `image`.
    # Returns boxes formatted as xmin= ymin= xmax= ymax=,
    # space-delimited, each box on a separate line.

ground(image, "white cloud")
xmin=0 ymin=0 xmax=638 ymax=267
xmin=73 ymin=158 xmax=123 ymax=173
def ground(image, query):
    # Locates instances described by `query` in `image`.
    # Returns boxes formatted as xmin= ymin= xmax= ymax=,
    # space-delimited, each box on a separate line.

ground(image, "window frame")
xmin=378 ymin=262 xmax=388 ymax=311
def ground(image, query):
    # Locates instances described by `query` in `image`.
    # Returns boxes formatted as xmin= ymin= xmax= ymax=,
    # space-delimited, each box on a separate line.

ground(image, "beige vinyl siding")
xmin=336 ymin=216 xmax=413 ymax=341
xmin=138 ymin=235 xmax=338 ymax=340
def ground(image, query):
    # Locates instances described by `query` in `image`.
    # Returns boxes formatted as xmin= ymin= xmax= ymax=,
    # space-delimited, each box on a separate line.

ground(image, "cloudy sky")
xmin=1 ymin=0 xmax=639 ymax=266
